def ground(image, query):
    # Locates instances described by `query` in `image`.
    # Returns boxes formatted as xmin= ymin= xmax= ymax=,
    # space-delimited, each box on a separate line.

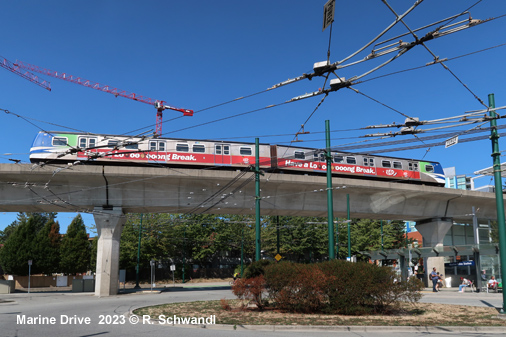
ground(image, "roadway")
xmin=0 ymin=282 xmax=505 ymax=337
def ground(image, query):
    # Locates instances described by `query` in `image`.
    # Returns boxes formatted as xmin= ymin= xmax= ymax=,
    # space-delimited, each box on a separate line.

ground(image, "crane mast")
xmin=14 ymin=60 xmax=193 ymax=135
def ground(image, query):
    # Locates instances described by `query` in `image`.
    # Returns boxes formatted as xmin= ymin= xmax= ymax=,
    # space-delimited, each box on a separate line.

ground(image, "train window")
xmin=408 ymin=162 xmax=419 ymax=171
xmin=382 ymin=160 xmax=391 ymax=168
xmin=363 ymin=157 xmax=374 ymax=166
xmin=193 ymin=144 xmax=205 ymax=153
xmin=176 ymin=143 xmax=189 ymax=152
xmin=79 ymin=137 xmax=97 ymax=148
xmin=425 ymin=164 xmax=434 ymax=173
xmin=294 ymin=151 xmax=305 ymax=160
xmin=313 ymin=153 xmax=319 ymax=161
xmin=334 ymin=155 xmax=344 ymax=163
xmin=52 ymin=137 xmax=68 ymax=146
xmin=319 ymin=153 xmax=325 ymax=162
xmin=149 ymin=141 xmax=165 ymax=151
xmin=223 ymin=145 xmax=230 ymax=155
xmin=393 ymin=161 xmax=402 ymax=169
xmin=215 ymin=145 xmax=222 ymax=155
xmin=346 ymin=157 xmax=356 ymax=165
xmin=125 ymin=143 xmax=138 ymax=150
xmin=107 ymin=140 xmax=119 ymax=148
xmin=240 ymin=147 xmax=252 ymax=156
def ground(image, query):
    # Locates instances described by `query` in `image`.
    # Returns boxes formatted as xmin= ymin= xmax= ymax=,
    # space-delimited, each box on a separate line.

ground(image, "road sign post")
xmin=28 ymin=260 xmax=32 ymax=294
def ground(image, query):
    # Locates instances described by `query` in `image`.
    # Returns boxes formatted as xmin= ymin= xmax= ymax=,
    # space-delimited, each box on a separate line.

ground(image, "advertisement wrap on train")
xmin=29 ymin=131 xmax=445 ymax=186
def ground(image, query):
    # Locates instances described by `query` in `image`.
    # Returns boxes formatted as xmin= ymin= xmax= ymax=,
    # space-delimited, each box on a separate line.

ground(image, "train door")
xmin=78 ymin=136 xmax=98 ymax=158
xmin=215 ymin=144 xmax=231 ymax=165
xmin=149 ymin=140 xmax=167 ymax=163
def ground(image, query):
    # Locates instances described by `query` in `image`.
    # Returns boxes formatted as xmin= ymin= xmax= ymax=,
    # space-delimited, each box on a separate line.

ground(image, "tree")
xmin=0 ymin=212 xmax=56 ymax=244
xmin=341 ymin=219 xmax=413 ymax=261
xmin=0 ymin=216 xmax=39 ymax=275
xmin=33 ymin=219 xmax=61 ymax=274
xmin=60 ymin=214 xmax=91 ymax=274
xmin=0 ymin=222 xmax=19 ymax=244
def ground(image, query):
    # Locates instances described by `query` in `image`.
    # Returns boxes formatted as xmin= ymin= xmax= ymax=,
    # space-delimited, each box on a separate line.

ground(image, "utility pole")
xmin=488 ymin=93 xmax=506 ymax=313
xmin=325 ymin=120 xmax=335 ymax=259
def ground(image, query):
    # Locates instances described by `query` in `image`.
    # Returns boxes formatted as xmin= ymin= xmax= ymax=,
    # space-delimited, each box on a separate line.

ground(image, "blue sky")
xmin=1 ymin=0 xmax=506 ymax=234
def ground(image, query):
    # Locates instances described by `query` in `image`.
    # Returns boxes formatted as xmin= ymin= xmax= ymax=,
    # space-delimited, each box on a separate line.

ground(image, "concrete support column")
xmin=93 ymin=207 xmax=126 ymax=297
xmin=415 ymin=217 xmax=453 ymax=286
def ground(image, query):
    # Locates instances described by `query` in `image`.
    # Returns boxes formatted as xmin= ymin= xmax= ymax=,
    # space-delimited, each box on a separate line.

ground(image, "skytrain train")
xmin=29 ymin=131 xmax=446 ymax=186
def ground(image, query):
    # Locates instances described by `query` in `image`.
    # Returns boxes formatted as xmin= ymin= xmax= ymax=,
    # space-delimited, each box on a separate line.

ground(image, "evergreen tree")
xmin=0 ymin=222 xmax=19 ymax=244
xmin=0 ymin=216 xmax=39 ymax=275
xmin=33 ymin=219 xmax=61 ymax=274
xmin=60 ymin=214 xmax=91 ymax=274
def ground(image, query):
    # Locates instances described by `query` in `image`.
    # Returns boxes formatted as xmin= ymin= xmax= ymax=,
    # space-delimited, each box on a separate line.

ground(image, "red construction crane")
xmin=14 ymin=60 xmax=193 ymax=135
xmin=1 ymin=56 xmax=51 ymax=91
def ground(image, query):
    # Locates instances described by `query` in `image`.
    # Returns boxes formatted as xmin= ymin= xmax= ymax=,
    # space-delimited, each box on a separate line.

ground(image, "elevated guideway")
xmin=0 ymin=164 xmax=499 ymax=222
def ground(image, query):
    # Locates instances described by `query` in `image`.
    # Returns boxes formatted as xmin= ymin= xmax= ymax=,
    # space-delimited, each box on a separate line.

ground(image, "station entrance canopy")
xmin=361 ymin=243 xmax=501 ymax=285
xmin=362 ymin=243 xmax=500 ymax=261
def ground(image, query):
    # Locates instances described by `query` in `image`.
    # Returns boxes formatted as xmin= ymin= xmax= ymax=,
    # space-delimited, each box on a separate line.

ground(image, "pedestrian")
xmin=458 ymin=277 xmax=471 ymax=292
xmin=436 ymin=272 xmax=444 ymax=291
xmin=488 ymin=276 xmax=498 ymax=291
xmin=481 ymin=270 xmax=487 ymax=282
xmin=430 ymin=267 xmax=439 ymax=292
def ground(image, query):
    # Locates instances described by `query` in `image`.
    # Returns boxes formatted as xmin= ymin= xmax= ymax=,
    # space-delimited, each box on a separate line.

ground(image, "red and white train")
xmin=30 ymin=131 xmax=446 ymax=186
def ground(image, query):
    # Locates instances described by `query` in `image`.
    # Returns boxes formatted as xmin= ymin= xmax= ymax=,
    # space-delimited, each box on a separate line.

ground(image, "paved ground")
xmin=0 ymin=282 xmax=505 ymax=337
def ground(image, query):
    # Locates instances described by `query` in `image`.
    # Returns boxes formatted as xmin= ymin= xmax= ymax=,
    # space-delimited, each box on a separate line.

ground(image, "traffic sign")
xmin=323 ymin=0 xmax=335 ymax=32
xmin=275 ymin=254 xmax=282 ymax=261
xmin=445 ymin=135 xmax=458 ymax=148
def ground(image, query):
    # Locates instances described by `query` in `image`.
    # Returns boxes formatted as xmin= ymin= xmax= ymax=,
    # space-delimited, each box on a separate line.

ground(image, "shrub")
xmin=231 ymin=275 xmax=266 ymax=310
xmin=265 ymin=262 xmax=331 ymax=313
xmin=243 ymin=259 xmax=273 ymax=279
xmin=262 ymin=260 xmax=424 ymax=315
xmin=220 ymin=298 xmax=231 ymax=311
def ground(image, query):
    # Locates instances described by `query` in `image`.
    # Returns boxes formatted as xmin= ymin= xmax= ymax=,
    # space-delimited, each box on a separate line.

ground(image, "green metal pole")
xmin=255 ymin=138 xmax=261 ymax=261
xmin=241 ymin=225 xmax=244 ymax=277
xmin=183 ymin=226 xmax=186 ymax=283
xmin=134 ymin=213 xmax=143 ymax=289
xmin=381 ymin=220 xmax=384 ymax=251
xmin=325 ymin=120 xmax=335 ymax=259
xmin=347 ymin=194 xmax=351 ymax=260
xmin=488 ymin=93 xmax=506 ymax=313
xmin=276 ymin=215 xmax=280 ymax=255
